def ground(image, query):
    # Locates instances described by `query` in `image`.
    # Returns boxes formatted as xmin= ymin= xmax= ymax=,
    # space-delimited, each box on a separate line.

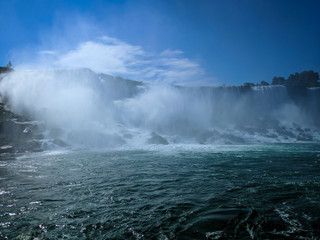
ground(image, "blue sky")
xmin=0 ymin=0 xmax=319 ymax=86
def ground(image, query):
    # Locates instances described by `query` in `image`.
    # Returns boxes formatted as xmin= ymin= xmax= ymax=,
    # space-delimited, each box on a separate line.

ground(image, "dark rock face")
xmin=0 ymin=103 xmax=44 ymax=153
xmin=0 ymin=67 xmax=12 ymax=74
xmin=147 ymin=133 xmax=169 ymax=145
xmin=52 ymin=139 xmax=69 ymax=148
xmin=0 ymin=145 xmax=14 ymax=154
xmin=0 ymin=62 xmax=13 ymax=74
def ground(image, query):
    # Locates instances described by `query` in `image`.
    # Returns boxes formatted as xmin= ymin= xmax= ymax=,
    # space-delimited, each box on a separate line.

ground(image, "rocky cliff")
xmin=0 ymin=102 xmax=45 ymax=153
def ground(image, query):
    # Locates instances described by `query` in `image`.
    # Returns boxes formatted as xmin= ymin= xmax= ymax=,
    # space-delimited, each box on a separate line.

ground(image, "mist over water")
xmin=0 ymin=68 xmax=319 ymax=149
xmin=1 ymin=69 xmax=320 ymax=240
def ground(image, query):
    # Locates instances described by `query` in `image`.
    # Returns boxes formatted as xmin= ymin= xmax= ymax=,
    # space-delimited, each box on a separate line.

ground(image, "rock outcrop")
xmin=147 ymin=132 xmax=169 ymax=145
xmin=0 ymin=61 xmax=13 ymax=74
xmin=0 ymin=102 xmax=44 ymax=153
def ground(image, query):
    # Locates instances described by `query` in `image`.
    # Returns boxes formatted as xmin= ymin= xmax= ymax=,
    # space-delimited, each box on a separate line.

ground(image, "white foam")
xmin=1 ymin=69 xmax=319 ymax=149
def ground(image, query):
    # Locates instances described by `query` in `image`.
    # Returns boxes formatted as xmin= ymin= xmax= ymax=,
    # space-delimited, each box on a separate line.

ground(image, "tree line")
xmin=244 ymin=70 xmax=320 ymax=87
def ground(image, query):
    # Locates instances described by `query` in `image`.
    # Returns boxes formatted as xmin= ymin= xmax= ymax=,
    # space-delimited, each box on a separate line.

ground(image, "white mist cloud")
xmin=56 ymin=38 xmax=145 ymax=77
xmin=54 ymin=36 xmax=208 ymax=85
xmin=16 ymin=34 xmax=212 ymax=86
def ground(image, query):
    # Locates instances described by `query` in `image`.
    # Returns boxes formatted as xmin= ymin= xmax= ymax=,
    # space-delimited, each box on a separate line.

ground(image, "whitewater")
xmin=0 ymin=68 xmax=319 ymax=150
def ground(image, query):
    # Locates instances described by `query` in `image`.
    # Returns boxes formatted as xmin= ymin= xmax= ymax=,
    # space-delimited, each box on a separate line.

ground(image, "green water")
xmin=0 ymin=144 xmax=320 ymax=239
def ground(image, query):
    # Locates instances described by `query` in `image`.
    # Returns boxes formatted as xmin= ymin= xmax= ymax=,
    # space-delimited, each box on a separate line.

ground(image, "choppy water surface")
xmin=1 ymin=144 xmax=320 ymax=239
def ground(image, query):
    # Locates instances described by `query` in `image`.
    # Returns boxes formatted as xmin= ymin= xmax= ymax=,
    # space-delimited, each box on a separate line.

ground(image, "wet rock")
xmin=0 ymin=119 xmax=43 ymax=139
xmin=17 ymin=140 xmax=43 ymax=153
xmin=0 ymin=118 xmax=45 ymax=152
xmin=22 ymin=126 xmax=32 ymax=137
xmin=0 ymin=145 xmax=14 ymax=154
xmin=147 ymin=133 xmax=169 ymax=145
xmin=276 ymin=127 xmax=295 ymax=138
xmin=52 ymin=139 xmax=69 ymax=148
xmin=26 ymin=140 xmax=43 ymax=152
xmin=296 ymin=127 xmax=304 ymax=133
xmin=296 ymin=133 xmax=313 ymax=141
xmin=33 ymin=134 xmax=45 ymax=140
xmin=0 ymin=120 xmax=24 ymax=136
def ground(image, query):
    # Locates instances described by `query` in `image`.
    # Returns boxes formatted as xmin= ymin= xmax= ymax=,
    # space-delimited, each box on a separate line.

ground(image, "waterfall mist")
xmin=0 ymin=68 xmax=319 ymax=148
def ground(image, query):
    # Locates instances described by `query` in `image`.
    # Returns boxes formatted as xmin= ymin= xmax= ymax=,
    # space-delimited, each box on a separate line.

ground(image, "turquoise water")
xmin=1 ymin=144 xmax=320 ymax=239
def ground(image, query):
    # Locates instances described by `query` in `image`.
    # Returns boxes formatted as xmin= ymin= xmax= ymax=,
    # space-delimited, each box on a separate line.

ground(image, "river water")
xmin=0 ymin=143 xmax=319 ymax=239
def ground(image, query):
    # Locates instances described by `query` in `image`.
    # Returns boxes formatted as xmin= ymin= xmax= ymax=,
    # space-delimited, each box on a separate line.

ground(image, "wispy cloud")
xmin=56 ymin=40 xmax=144 ymax=76
xmin=17 ymin=35 xmax=214 ymax=86
xmin=38 ymin=50 xmax=57 ymax=55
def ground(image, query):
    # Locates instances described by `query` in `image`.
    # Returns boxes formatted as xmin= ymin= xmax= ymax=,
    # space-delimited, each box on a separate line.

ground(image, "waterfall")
xmin=0 ymin=68 xmax=319 ymax=148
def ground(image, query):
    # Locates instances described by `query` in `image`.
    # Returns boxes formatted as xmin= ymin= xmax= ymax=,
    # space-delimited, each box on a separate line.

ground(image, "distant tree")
xmin=243 ymin=82 xmax=255 ymax=87
xmin=6 ymin=61 xmax=12 ymax=69
xmin=272 ymin=76 xmax=286 ymax=85
xmin=286 ymin=70 xmax=319 ymax=87
xmin=260 ymin=80 xmax=269 ymax=86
